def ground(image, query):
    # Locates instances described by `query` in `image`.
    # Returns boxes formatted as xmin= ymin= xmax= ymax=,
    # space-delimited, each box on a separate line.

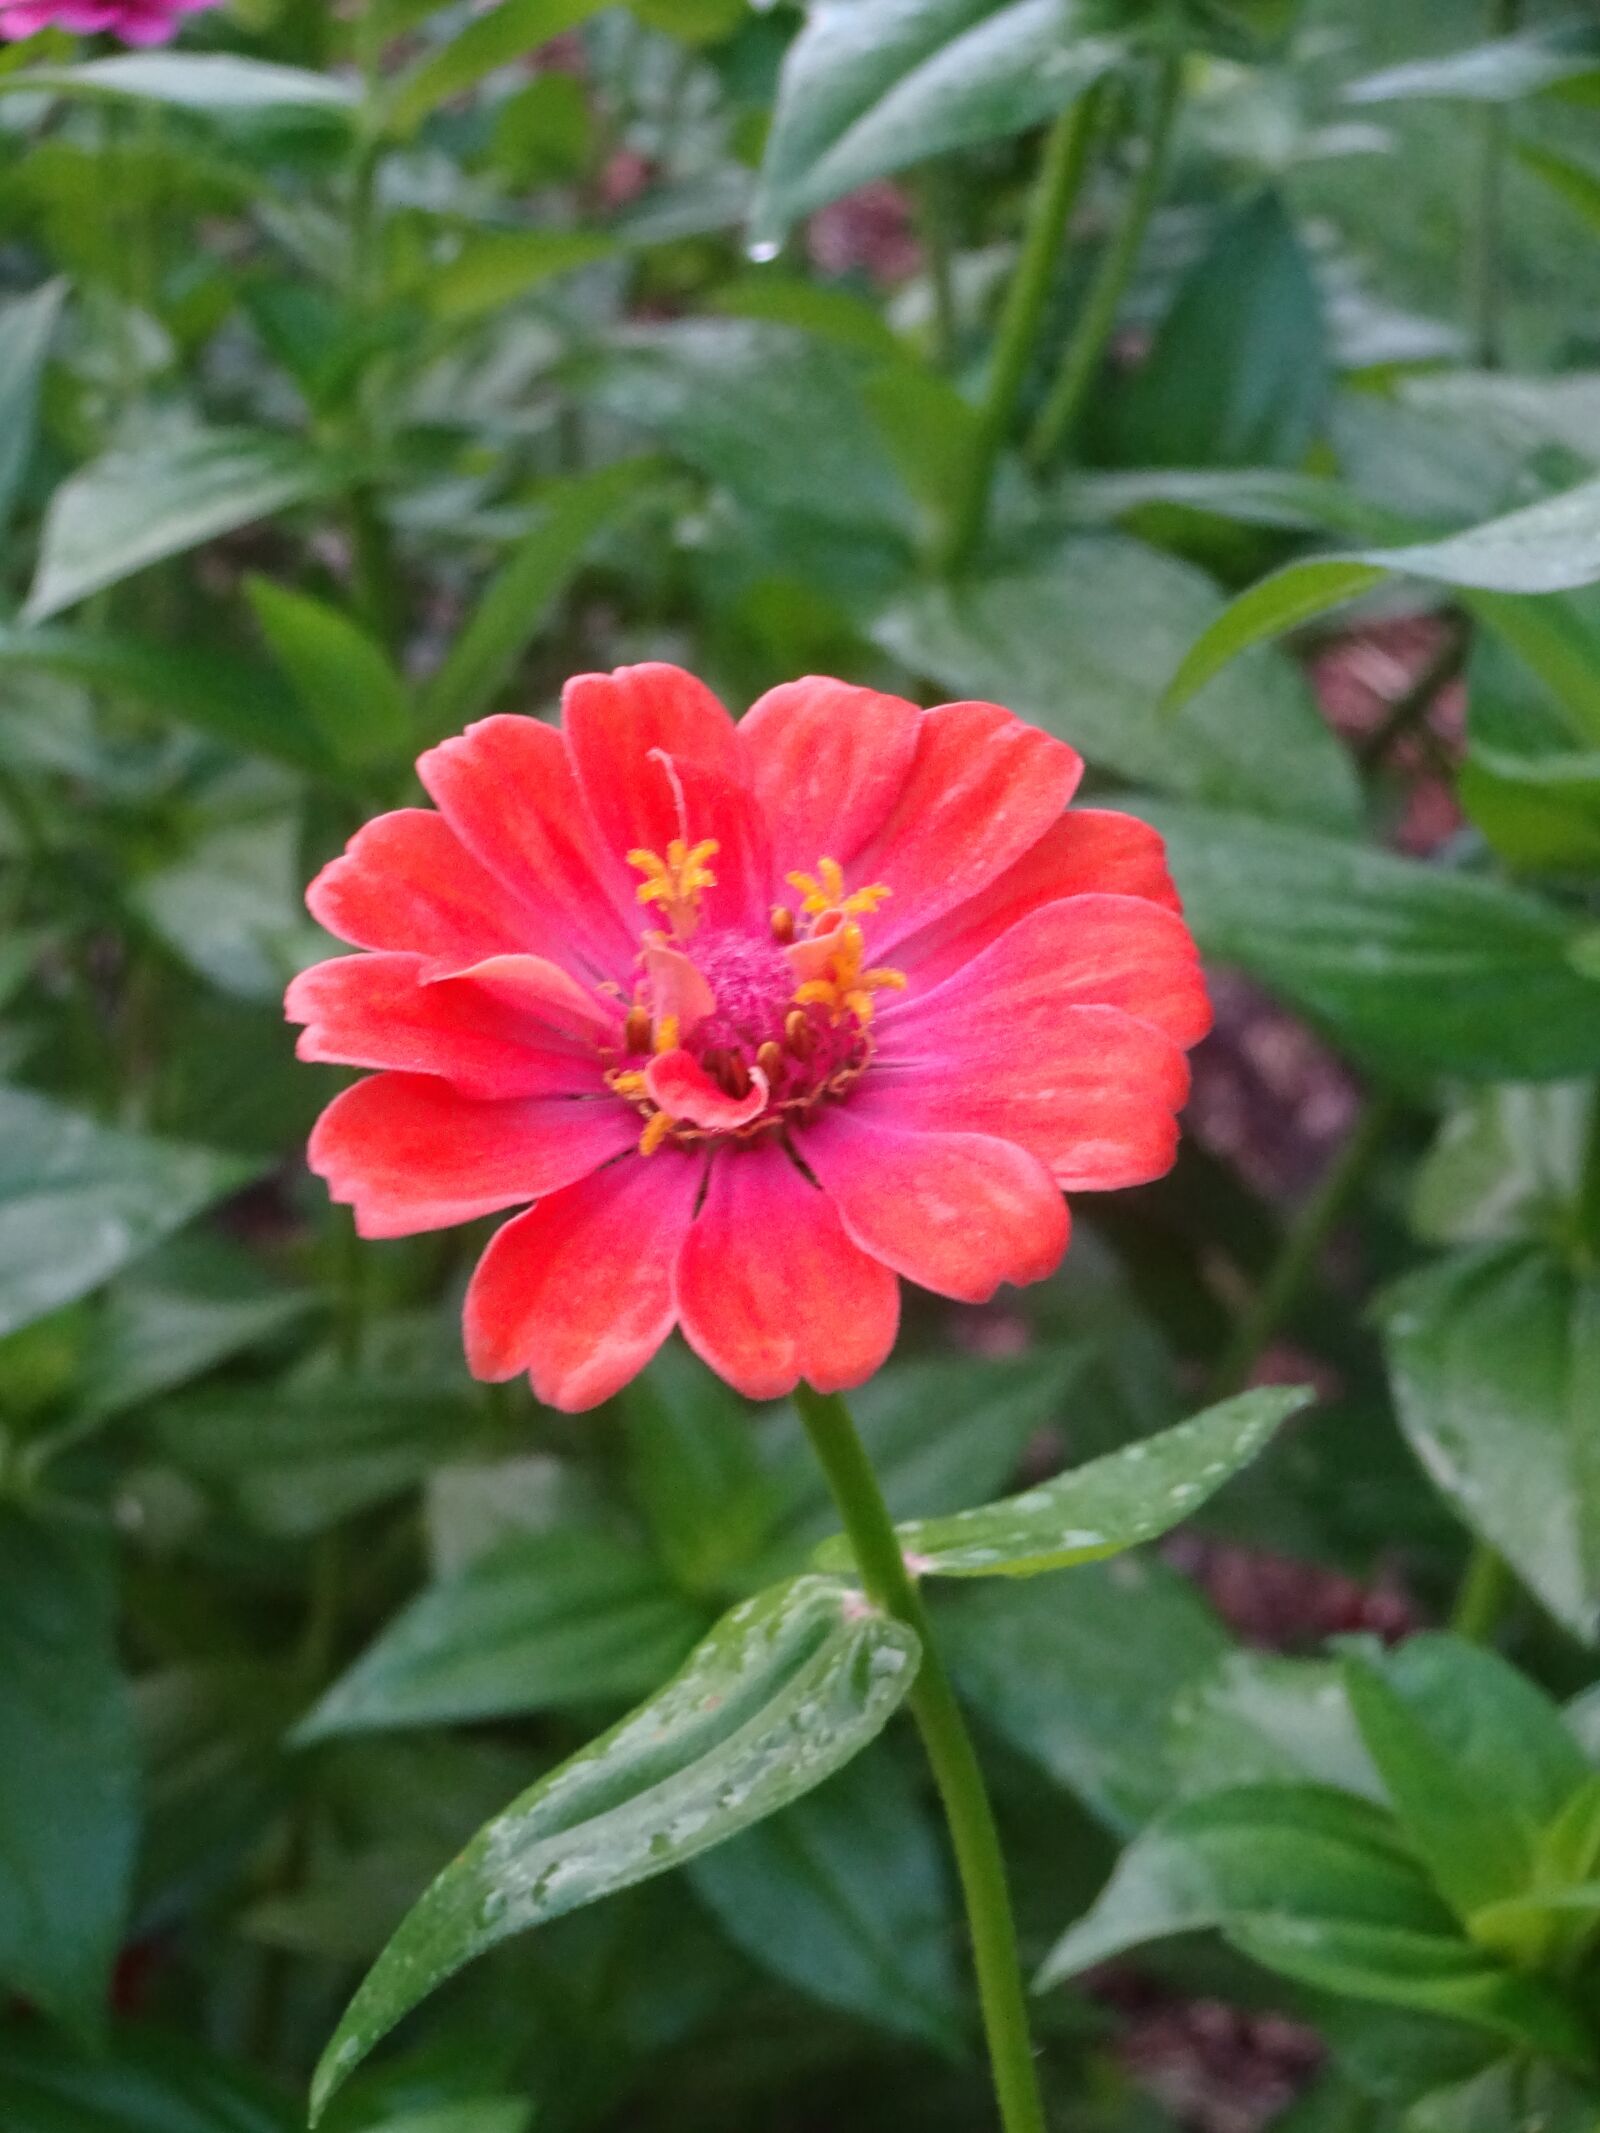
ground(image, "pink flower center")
xmin=602 ymin=845 xmax=905 ymax=1154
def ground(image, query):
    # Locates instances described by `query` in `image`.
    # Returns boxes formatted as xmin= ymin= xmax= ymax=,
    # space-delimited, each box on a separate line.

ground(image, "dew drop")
xmin=746 ymin=237 xmax=781 ymax=264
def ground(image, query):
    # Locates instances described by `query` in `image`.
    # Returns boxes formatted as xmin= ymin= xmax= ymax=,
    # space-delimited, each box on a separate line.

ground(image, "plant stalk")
xmin=793 ymin=1385 xmax=1047 ymax=2133
xmin=1214 ymin=1093 xmax=1396 ymax=1398
xmin=938 ymin=85 xmax=1105 ymax=575
xmin=1468 ymin=0 xmax=1519 ymax=368
xmin=1028 ymin=52 xmax=1182 ymax=471
xmin=1449 ymin=1538 xmax=1514 ymax=1643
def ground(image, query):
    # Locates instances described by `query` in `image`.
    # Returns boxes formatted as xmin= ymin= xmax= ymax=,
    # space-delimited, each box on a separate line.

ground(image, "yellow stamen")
xmin=790 ymin=921 xmax=905 ymax=1027
xmin=786 ymin=856 xmax=891 ymax=922
xmin=653 ymin=1013 xmax=680 ymax=1055
xmin=628 ymin=837 xmax=719 ymax=939
xmin=639 ymin=1110 xmax=675 ymax=1156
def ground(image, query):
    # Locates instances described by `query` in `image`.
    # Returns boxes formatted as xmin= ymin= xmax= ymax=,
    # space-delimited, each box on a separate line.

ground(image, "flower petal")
xmin=286 ymin=953 xmax=613 ymax=1099
xmin=563 ymin=664 xmax=767 ymax=929
xmin=877 ymin=1003 xmax=1191 ymax=1190
xmin=306 ymin=809 xmax=540 ymax=970
xmin=801 ymin=1103 xmax=1069 ymax=1304
xmin=463 ymin=1151 xmax=704 ymax=1410
xmin=418 ymin=714 xmax=638 ymax=981
xmin=675 ymin=1145 xmax=899 ymax=1400
xmin=894 ymin=809 xmax=1181 ymax=991
xmin=854 ymin=700 xmax=1082 ymax=955
xmin=737 ymin=677 xmax=923 ymax=889
xmin=883 ymin=893 xmax=1211 ymax=1055
xmin=644 ymin=1049 xmax=769 ymax=1132
xmin=309 ymin=1074 xmax=634 ymax=1238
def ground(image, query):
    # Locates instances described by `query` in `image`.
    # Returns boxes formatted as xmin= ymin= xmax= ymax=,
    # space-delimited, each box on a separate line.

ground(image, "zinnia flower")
xmin=0 ymin=0 xmax=215 ymax=43
xmin=289 ymin=667 xmax=1210 ymax=1410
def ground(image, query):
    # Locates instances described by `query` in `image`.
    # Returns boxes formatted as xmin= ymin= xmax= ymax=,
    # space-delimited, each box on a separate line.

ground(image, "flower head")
xmin=0 ymin=0 xmax=215 ymax=43
xmin=288 ymin=667 xmax=1210 ymax=1411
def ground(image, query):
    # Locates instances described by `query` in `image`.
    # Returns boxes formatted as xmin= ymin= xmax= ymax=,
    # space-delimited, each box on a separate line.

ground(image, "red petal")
xmin=286 ymin=953 xmax=613 ymax=1099
xmin=563 ymin=664 xmax=767 ymax=929
xmin=877 ymin=1003 xmax=1190 ymax=1190
xmin=463 ymin=1151 xmax=704 ymax=1410
xmin=309 ymin=1074 xmax=635 ymax=1238
xmin=802 ymin=1104 xmax=1069 ymax=1303
xmin=853 ymin=700 xmax=1083 ymax=954
xmin=418 ymin=714 xmax=638 ymax=981
xmin=884 ymin=893 xmax=1211 ymax=1055
xmin=305 ymin=808 xmax=540 ymax=970
xmin=675 ymin=1145 xmax=899 ymax=1400
xmin=644 ymin=1048 xmax=769 ymax=1132
xmin=738 ymin=677 xmax=922 ymax=889
xmin=894 ymin=809 xmax=1181 ymax=991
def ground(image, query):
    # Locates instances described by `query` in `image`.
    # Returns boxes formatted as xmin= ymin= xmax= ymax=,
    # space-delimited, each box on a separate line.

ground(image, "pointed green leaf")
xmin=0 ymin=1085 xmax=252 ymax=1341
xmin=297 ymin=1527 xmax=707 ymax=1739
xmin=0 ymin=52 xmax=357 ymax=114
xmin=750 ymin=0 xmax=1124 ymax=246
xmin=309 ymin=1575 xmax=920 ymax=2122
xmin=26 ymin=426 xmax=336 ymax=621
xmin=0 ymin=1513 xmax=138 ymax=2039
xmin=1165 ymin=476 xmax=1600 ymax=711
xmin=0 ymin=279 xmax=65 ymax=536
xmin=1345 ymin=27 xmax=1600 ymax=106
xmin=1140 ymin=801 xmax=1600 ymax=1082
xmin=386 ymin=0 xmax=606 ymax=138
xmin=1381 ymin=1245 xmax=1600 ymax=1646
xmin=1517 ymin=141 xmax=1600 ymax=237
xmin=816 ymin=1387 xmax=1306 ymax=1579
xmin=245 ymin=577 xmax=412 ymax=770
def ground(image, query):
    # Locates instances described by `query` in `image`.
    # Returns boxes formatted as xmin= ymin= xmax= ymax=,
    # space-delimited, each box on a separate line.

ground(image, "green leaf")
xmin=309 ymin=1574 xmax=921 ymax=2122
xmin=134 ymin=815 xmax=333 ymax=1003
xmin=1170 ymin=1651 xmax=1382 ymax=1802
xmin=1038 ymin=1783 xmax=1593 ymax=2063
xmin=750 ymin=0 xmax=1125 ymax=246
xmin=0 ymin=2020 xmax=293 ymax=2133
xmin=1411 ymin=1084 xmax=1588 ymax=1248
xmin=1516 ymin=140 xmax=1600 ymax=238
xmin=1165 ymin=476 xmax=1600 ymax=711
xmin=0 ymin=1085 xmax=251 ymax=1342
xmin=941 ymin=1556 xmax=1230 ymax=1831
xmin=425 ymin=229 xmax=617 ymax=323
xmin=245 ymin=577 xmax=412 ymax=770
xmin=1139 ymin=800 xmax=1600 ymax=1082
xmin=0 ymin=52 xmax=358 ymax=114
xmin=26 ymin=425 xmax=335 ymax=622
xmin=1345 ymin=27 xmax=1600 ymax=107
xmin=758 ymin=1346 xmax=1087 ymax=1574
xmin=623 ymin=1345 xmax=776 ymax=1599
xmin=0 ymin=278 xmax=65 ymax=537
xmin=297 ymin=1527 xmax=708 ymax=1740
xmin=876 ymin=538 xmax=1362 ymax=831
xmin=0 ymin=1513 xmax=138 ymax=2038
xmin=386 ymin=0 xmax=607 ymax=138
xmin=1407 ymin=2060 xmax=1600 ymax=2133
xmin=1037 ymin=1782 xmax=1454 ymax=1982
xmin=155 ymin=1378 xmax=481 ymax=1537
xmin=0 ymin=625 xmax=329 ymax=772
xmin=817 ymin=1386 xmax=1306 ymax=1579
xmin=1461 ymin=742 xmax=1600 ymax=873
xmin=687 ymin=1746 xmax=962 ymax=2053
xmin=1342 ymin=1654 xmax=1540 ymax=1923
xmin=1381 ymin=1245 xmax=1600 ymax=1647
xmin=1109 ymin=192 xmax=1328 ymax=471
xmin=419 ymin=460 xmax=657 ymax=738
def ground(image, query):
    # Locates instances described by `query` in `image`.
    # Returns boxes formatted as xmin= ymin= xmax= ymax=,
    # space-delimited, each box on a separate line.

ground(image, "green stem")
xmin=793 ymin=1386 xmax=1046 ymax=2133
xmin=918 ymin=164 xmax=961 ymax=370
xmin=1027 ymin=52 xmax=1181 ymax=471
xmin=1450 ymin=1539 xmax=1513 ymax=1643
xmin=1575 ymin=1081 xmax=1600 ymax=1266
xmin=1214 ymin=1094 xmax=1396 ymax=1398
xmin=937 ymin=86 xmax=1105 ymax=575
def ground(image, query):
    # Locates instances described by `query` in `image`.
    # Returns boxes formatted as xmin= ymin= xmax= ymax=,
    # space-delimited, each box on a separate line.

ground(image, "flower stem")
xmin=1213 ymin=1093 xmax=1397 ymax=1399
xmin=937 ymin=86 xmax=1105 ymax=575
xmin=1027 ymin=51 xmax=1182 ymax=471
xmin=1449 ymin=1538 xmax=1514 ymax=1643
xmin=1468 ymin=0 xmax=1518 ymax=369
xmin=793 ymin=1385 xmax=1046 ymax=2133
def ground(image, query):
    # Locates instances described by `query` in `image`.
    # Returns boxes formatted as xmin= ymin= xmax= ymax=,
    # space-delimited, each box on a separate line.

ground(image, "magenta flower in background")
xmin=0 ymin=0 xmax=216 ymax=43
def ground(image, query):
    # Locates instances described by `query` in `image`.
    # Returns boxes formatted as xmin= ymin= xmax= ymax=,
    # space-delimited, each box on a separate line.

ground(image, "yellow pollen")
xmin=610 ymin=1068 xmax=648 ymax=1098
xmin=653 ymin=1013 xmax=680 ymax=1055
xmin=791 ymin=920 xmax=905 ymax=1027
xmin=628 ymin=837 xmax=719 ymax=938
xmin=770 ymin=903 xmax=796 ymax=943
xmin=638 ymin=1111 xmax=676 ymax=1156
xmin=786 ymin=857 xmax=891 ymax=922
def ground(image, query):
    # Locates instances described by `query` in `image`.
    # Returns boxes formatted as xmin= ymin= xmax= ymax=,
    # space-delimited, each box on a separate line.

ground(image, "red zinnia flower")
xmin=0 ymin=0 xmax=215 ymax=42
xmin=288 ymin=668 xmax=1210 ymax=1410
